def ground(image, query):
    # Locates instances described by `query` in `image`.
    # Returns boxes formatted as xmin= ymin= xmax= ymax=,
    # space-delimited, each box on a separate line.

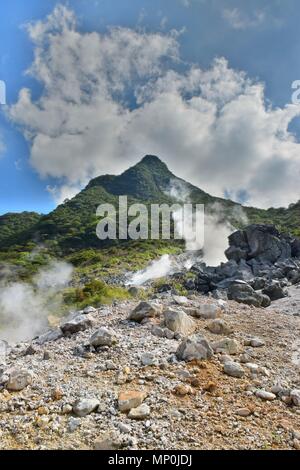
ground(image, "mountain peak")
xmin=140 ymin=155 xmax=163 ymax=165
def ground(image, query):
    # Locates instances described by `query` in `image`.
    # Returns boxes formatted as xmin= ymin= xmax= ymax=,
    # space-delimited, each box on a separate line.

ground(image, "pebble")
xmin=128 ymin=404 xmax=150 ymax=420
xmin=118 ymin=390 xmax=147 ymax=412
xmin=223 ymin=362 xmax=244 ymax=378
xmin=255 ymin=390 xmax=276 ymax=401
xmin=67 ymin=417 xmax=81 ymax=433
xmin=73 ymin=398 xmax=100 ymax=417
xmin=236 ymin=407 xmax=252 ymax=417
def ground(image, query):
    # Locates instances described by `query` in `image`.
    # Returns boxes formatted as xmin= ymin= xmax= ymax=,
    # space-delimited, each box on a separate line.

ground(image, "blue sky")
xmin=1 ymin=0 xmax=300 ymax=214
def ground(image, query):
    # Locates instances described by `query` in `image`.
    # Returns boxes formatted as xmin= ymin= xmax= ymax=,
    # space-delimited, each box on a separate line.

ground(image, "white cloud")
xmin=222 ymin=8 xmax=266 ymax=30
xmin=8 ymin=5 xmax=300 ymax=209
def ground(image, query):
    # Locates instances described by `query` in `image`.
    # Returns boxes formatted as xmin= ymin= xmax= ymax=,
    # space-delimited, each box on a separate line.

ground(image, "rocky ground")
xmin=0 ymin=292 xmax=300 ymax=450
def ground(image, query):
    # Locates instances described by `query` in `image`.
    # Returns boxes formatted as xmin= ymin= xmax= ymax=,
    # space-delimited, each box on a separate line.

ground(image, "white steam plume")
xmin=128 ymin=254 xmax=173 ymax=286
xmin=128 ymin=181 xmax=248 ymax=286
xmin=0 ymin=260 xmax=73 ymax=344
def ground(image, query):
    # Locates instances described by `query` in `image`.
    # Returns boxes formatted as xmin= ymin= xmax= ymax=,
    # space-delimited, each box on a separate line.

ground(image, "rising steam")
xmin=0 ymin=260 xmax=73 ymax=344
xmin=128 ymin=180 xmax=248 ymax=285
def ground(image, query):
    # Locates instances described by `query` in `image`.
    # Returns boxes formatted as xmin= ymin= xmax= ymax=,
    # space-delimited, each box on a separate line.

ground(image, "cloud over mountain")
xmin=8 ymin=4 xmax=300 ymax=208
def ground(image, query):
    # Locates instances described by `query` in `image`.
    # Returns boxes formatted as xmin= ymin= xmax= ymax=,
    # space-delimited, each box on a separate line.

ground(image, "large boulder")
xmin=128 ymin=301 xmax=162 ymax=322
xmin=164 ymin=309 xmax=196 ymax=336
xmin=176 ymin=334 xmax=213 ymax=361
xmin=262 ymin=282 xmax=287 ymax=301
xmin=35 ymin=328 xmax=63 ymax=345
xmin=6 ymin=368 xmax=33 ymax=391
xmin=226 ymin=225 xmax=292 ymax=264
xmin=206 ymin=319 xmax=232 ymax=335
xmin=61 ymin=315 xmax=94 ymax=335
xmin=228 ymin=281 xmax=269 ymax=307
xmin=212 ymin=338 xmax=241 ymax=355
xmin=185 ymin=303 xmax=221 ymax=319
xmin=89 ymin=327 xmax=118 ymax=347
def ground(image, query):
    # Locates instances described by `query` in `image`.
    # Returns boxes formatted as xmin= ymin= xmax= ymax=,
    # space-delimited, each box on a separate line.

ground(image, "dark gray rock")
xmin=227 ymin=281 xmax=266 ymax=307
xmin=61 ymin=315 xmax=94 ymax=335
xmin=262 ymin=282 xmax=287 ymax=301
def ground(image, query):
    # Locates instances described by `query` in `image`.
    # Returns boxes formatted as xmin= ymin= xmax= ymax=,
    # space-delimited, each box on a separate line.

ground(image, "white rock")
xmin=164 ymin=309 xmax=196 ymax=336
xmin=255 ymin=390 xmax=276 ymax=401
xmin=118 ymin=423 xmax=132 ymax=433
xmin=173 ymin=295 xmax=189 ymax=306
xmin=73 ymin=398 xmax=100 ymax=417
xmin=250 ymin=338 xmax=265 ymax=348
xmin=245 ymin=363 xmax=259 ymax=373
xmin=128 ymin=404 xmax=150 ymax=420
xmin=83 ymin=306 xmax=97 ymax=314
xmin=195 ymin=304 xmax=221 ymax=319
xmin=213 ymin=338 xmax=241 ymax=355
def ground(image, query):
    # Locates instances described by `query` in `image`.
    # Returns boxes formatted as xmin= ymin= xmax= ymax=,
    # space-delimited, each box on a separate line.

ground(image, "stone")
xmin=118 ymin=423 xmax=132 ymax=434
xmin=128 ymin=404 xmax=150 ymax=420
xmin=228 ymin=281 xmax=266 ymax=308
xmin=250 ymin=337 xmax=265 ymax=348
xmin=176 ymin=334 xmax=213 ymax=362
xmin=73 ymin=398 xmax=100 ymax=417
xmin=291 ymin=389 xmax=300 ymax=407
xmin=23 ymin=345 xmax=37 ymax=356
xmin=35 ymin=328 xmax=63 ymax=345
xmin=62 ymin=404 xmax=73 ymax=415
xmin=245 ymin=363 xmax=259 ymax=373
xmin=255 ymin=390 xmax=276 ymax=401
xmin=189 ymin=304 xmax=221 ymax=319
xmin=293 ymin=439 xmax=300 ymax=451
xmin=6 ymin=368 xmax=33 ymax=391
xmin=173 ymin=384 xmax=193 ymax=396
xmin=226 ymin=224 xmax=291 ymax=264
xmin=89 ymin=327 xmax=117 ymax=347
xmin=164 ymin=309 xmax=196 ymax=336
xmin=141 ymin=353 xmax=158 ymax=367
xmin=206 ymin=319 xmax=232 ymax=335
xmin=173 ymin=295 xmax=189 ymax=305
xmin=61 ymin=315 xmax=93 ymax=335
xmin=262 ymin=282 xmax=287 ymax=301
xmin=213 ymin=338 xmax=241 ymax=355
xmin=128 ymin=286 xmax=140 ymax=297
xmin=128 ymin=301 xmax=162 ymax=322
xmin=236 ymin=407 xmax=252 ymax=417
xmin=51 ymin=387 xmax=64 ymax=401
xmin=151 ymin=325 xmax=175 ymax=339
xmin=67 ymin=417 xmax=81 ymax=433
xmin=118 ymin=390 xmax=147 ymax=412
xmin=223 ymin=362 xmax=244 ymax=378
xmin=43 ymin=350 xmax=51 ymax=360
xmin=83 ymin=306 xmax=97 ymax=314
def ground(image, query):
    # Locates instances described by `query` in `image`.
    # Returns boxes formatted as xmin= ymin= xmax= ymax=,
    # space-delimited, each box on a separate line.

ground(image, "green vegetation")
xmin=63 ymin=279 xmax=131 ymax=309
